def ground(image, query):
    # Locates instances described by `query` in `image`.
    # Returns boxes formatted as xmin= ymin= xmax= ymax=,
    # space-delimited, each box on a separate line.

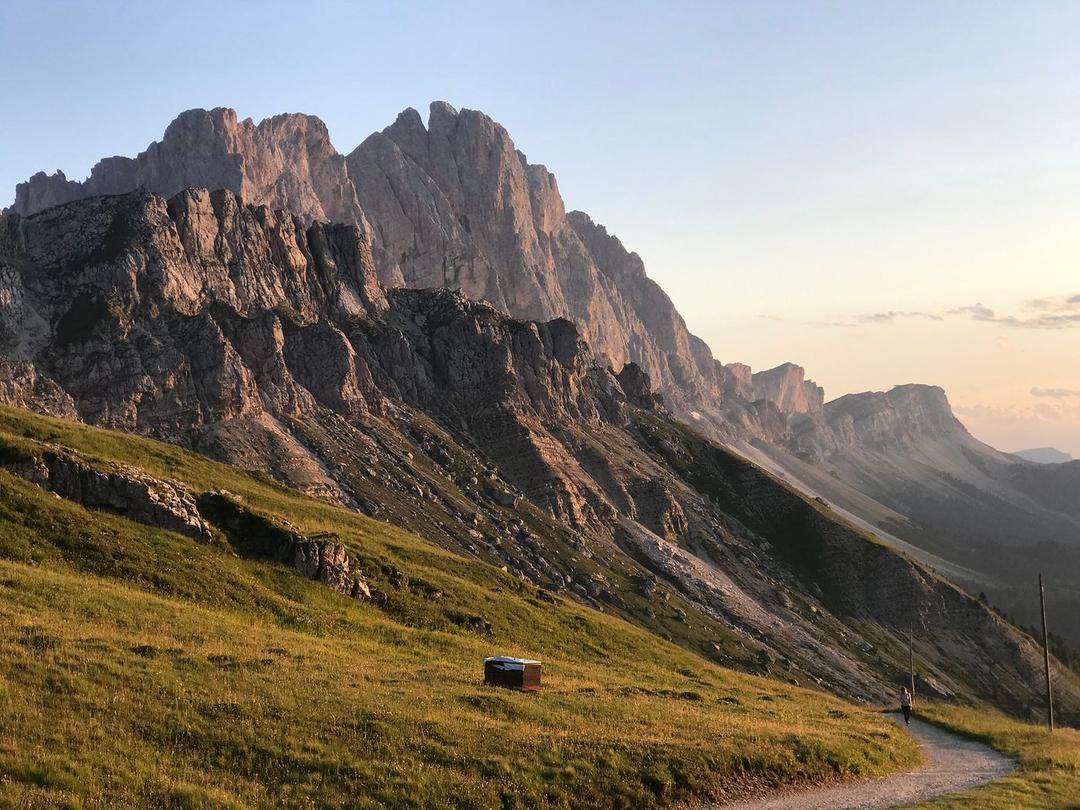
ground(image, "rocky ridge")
xmin=12 ymin=108 xmax=367 ymax=232
xmin=0 ymin=435 xmax=379 ymax=601
xmin=8 ymin=103 xmax=828 ymax=444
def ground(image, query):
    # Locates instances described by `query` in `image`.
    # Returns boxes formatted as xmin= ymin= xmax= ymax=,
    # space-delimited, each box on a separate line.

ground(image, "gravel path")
xmin=714 ymin=714 xmax=1015 ymax=810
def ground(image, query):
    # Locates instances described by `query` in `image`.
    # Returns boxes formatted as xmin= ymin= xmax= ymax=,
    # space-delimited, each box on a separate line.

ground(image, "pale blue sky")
xmin=3 ymin=1 xmax=1079 ymax=452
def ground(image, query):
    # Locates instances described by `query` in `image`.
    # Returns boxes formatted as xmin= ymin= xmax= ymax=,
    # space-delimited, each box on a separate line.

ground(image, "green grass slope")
xmin=0 ymin=406 xmax=917 ymax=808
xmin=911 ymin=704 xmax=1080 ymax=809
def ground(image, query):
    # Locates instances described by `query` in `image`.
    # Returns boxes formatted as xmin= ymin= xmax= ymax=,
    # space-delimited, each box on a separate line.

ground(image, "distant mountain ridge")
xmin=1013 ymin=447 xmax=1074 ymax=464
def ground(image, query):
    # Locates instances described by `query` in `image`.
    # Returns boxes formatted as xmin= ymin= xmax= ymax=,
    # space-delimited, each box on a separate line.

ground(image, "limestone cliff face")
xmin=348 ymin=104 xmax=565 ymax=320
xmin=750 ymin=362 xmax=824 ymax=415
xmin=0 ymin=188 xmax=384 ymax=441
xmin=347 ymin=103 xmax=727 ymax=424
xmin=789 ymin=384 xmax=969 ymax=460
xmin=825 ymin=384 xmax=965 ymax=443
xmin=12 ymin=108 xmax=367 ymax=231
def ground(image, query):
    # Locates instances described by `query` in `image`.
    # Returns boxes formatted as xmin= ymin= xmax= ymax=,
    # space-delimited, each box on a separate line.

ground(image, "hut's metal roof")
xmin=484 ymin=656 xmax=541 ymax=669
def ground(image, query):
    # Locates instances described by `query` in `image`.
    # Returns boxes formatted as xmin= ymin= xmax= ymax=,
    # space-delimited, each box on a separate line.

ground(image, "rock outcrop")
xmin=750 ymin=362 xmax=824 ymax=416
xmin=193 ymin=490 xmax=374 ymax=600
xmin=290 ymin=534 xmax=372 ymax=599
xmin=0 ymin=447 xmax=212 ymax=542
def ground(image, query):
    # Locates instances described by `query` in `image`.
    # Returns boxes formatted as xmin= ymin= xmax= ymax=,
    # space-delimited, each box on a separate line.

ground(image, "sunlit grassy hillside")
xmin=911 ymin=704 xmax=1080 ymax=810
xmin=0 ymin=406 xmax=917 ymax=808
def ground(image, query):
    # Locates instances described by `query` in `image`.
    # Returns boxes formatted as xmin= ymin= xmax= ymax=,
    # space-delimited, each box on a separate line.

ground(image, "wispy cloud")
xmin=1031 ymin=386 xmax=1080 ymax=399
xmin=946 ymin=300 xmax=1080 ymax=329
xmin=1022 ymin=293 xmax=1080 ymax=312
xmin=792 ymin=292 xmax=1080 ymax=330
xmin=803 ymin=319 xmax=859 ymax=328
xmin=947 ymin=303 xmax=996 ymax=321
xmin=955 ymin=401 xmax=1080 ymax=424
xmin=859 ymin=310 xmax=942 ymax=324
xmin=805 ymin=311 xmax=941 ymax=328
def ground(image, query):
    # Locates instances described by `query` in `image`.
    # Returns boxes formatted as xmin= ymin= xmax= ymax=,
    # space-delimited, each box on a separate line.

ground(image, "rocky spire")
xmin=11 ymin=108 xmax=368 ymax=232
xmin=347 ymin=102 xmax=731 ymax=429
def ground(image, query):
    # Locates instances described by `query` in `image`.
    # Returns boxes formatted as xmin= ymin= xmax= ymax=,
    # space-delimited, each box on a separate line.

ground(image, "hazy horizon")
xmin=3 ymin=0 xmax=1078 ymax=455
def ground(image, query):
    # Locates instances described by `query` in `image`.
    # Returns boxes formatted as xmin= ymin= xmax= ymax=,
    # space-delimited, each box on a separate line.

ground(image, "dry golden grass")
xmin=908 ymin=703 xmax=1080 ymax=809
xmin=0 ymin=406 xmax=918 ymax=808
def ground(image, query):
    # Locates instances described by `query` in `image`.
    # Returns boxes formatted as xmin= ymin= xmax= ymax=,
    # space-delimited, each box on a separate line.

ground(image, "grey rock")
xmin=12 ymin=108 xmax=368 ymax=232
xmin=2 ymin=449 xmax=212 ymax=542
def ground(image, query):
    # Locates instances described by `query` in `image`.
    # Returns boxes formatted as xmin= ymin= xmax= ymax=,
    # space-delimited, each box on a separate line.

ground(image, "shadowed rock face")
xmin=0 ymin=187 xmax=385 ymax=441
xmin=1 ymin=187 xmax=1078 ymax=721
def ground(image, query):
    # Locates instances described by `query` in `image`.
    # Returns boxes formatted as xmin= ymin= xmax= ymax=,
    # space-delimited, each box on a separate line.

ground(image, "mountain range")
xmin=1014 ymin=446 xmax=1074 ymax=464
xmin=4 ymin=102 xmax=1079 ymax=709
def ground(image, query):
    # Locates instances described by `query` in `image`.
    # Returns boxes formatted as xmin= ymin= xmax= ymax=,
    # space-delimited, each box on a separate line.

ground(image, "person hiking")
xmin=900 ymin=686 xmax=913 ymax=725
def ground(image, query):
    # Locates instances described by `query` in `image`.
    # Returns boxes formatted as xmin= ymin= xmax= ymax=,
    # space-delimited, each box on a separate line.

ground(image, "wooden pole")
xmin=909 ymin=624 xmax=915 ymax=700
xmin=1039 ymin=573 xmax=1054 ymax=731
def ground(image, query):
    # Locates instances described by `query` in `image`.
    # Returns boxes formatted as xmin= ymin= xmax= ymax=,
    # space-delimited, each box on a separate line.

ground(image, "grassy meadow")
xmin=0 ymin=406 xmax=919 ymax=808
xmin=910 ymin=704 xmax=1079 ymax=809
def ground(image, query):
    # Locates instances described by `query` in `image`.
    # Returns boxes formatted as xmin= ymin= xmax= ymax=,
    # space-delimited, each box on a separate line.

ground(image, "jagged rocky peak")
xmin=825 ymin=384 xmax=963 ymax=437
xmin=749 ymin=362 xmax=824 ymax=415
xmin=0 ymin=187 xmax=386 ymax=437
xmin=788 ymin=383 xmax=970 ymax=461
xmin=346 ymin=101 xmax=727 ymax=426
xmin=11 ymin=107 xmax=366 ymax=230
xmin=720 ymin=362 xmax=754 ymax=400
xmin=13 ymin=170 xmax=83 ymax=216
xmin=348 ymin=101 xmax=568 ymax=320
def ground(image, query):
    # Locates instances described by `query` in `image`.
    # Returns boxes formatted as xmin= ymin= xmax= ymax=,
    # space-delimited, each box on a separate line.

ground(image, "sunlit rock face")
xmin=347 ymin=102 xmax=734 ymax=429
xmin=12 ymin=107 xmax=367 ymax=231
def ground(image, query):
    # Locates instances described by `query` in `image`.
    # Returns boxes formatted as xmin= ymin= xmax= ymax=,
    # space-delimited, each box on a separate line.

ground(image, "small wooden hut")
xmin=483 ymin=656 xmax=541 ymax=691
